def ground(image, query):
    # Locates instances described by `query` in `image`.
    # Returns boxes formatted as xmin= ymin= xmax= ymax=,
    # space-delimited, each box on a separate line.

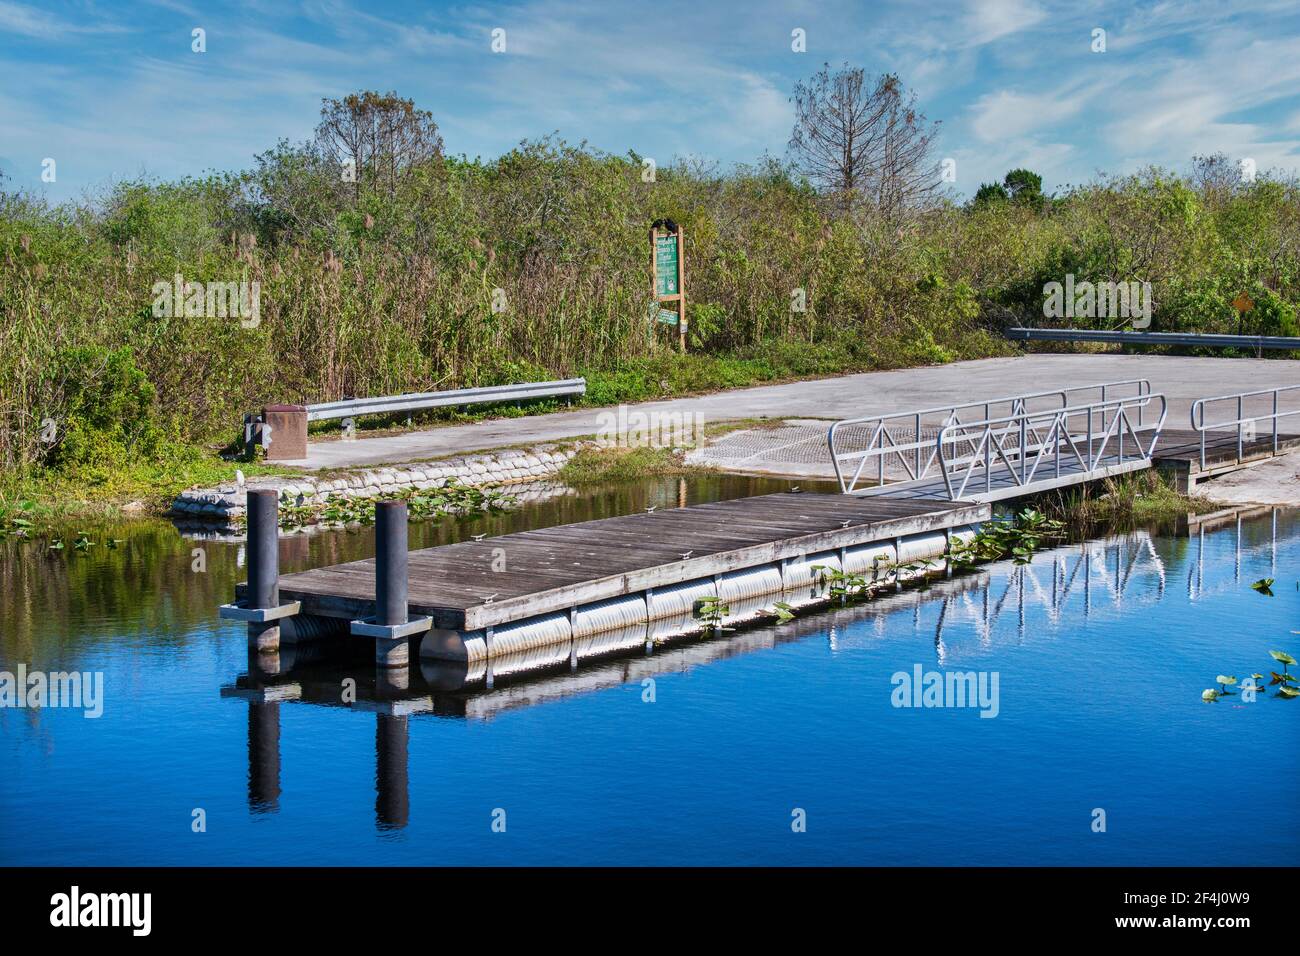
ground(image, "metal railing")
xmin=304 ymin=378 xmax=586 ymax=422
xmin=1189 ymin=384 xmax=1300 ymax=470
xmin=937 ymin=393 xmax=1166 ymax=500
xmin=1007 ymin=327 xmax=1300 ymax=350
xmin=826 ymin=380 xmax=1152 ymax=494
xmin=244 ymin=377 xmax=590 ymax=455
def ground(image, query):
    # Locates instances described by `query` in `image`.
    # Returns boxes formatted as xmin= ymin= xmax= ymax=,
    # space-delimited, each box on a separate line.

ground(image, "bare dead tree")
xmin=789 ymin=65 xmax=942 ymax=219
xmin=790 ymin=64 xmax=887 ymax=211
xmin=314 ymin=91 xmax=443 ymax=200
xmin=1190 ymin=152 xmax=1244 ymax=209
xmin=870 ymin=79 xmax=944 ymax=220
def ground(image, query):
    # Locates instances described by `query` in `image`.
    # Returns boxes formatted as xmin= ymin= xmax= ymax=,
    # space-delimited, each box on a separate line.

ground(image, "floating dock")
xmin=222 ymin=381 xmax=1300 ymax=665
xmin=235 ymin=493 xmax=988 ymax=661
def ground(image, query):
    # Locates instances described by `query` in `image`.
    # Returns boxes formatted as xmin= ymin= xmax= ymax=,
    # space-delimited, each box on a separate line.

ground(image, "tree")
xmin=970 ymin=169 xmax=1045 ymax=211
xmin=972 ymin=182 xmax=1009 ymax=206
xmin=1003 ymin=168 xmax=1044 ymax=209
xmin=789 ymin=64 xmax=942 ymax=218
xmin=870 ymin=78 xmax=944 ymax=219
xmin=314 ymin=91 xmax=443 ymax=200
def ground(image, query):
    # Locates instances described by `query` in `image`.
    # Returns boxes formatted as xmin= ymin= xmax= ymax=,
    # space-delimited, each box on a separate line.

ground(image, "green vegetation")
xmin=558 ymin=445 xmax=711 ymax=484
xmin=950 ymin=508 xmax=1067 ymax=567
xmin=1038 ymin=471 xmax=1213 ymax=532
xmin=5 ymin=83 xmax=1300 ymax=515
xmin=1202 ymin=649 xmax=1298 ymax=702
xmin=271 ymin=479 xmax=513 ymax=532
xmin=693 ymin=595 xmax=730 ymax=633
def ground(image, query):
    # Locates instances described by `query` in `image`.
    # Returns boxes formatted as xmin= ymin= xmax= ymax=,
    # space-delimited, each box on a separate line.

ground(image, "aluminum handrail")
xmin=827 ymin=380 xmax=1152 ymax=493
xmin=1189 ymin=384 xmax=1300 ymax=470
xmin=936 ymin=393 xmax=1167 ymax=500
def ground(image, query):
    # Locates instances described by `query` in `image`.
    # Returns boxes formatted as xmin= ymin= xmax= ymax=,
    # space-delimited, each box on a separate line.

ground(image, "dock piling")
xmin=375 ymin=501 xmax=410 ymax=668
xmin=218 ymin=488 xmax=302 ymax=650
xmin=247 ymin=490 xmax=281 ymax=653
xmin=350 ymin=500 xmax=431 ymax=667
xmin=376 ymin=500 xmax=409 ymax=629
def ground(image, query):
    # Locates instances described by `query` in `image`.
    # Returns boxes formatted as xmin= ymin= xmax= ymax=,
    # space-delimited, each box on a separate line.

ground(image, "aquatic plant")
xmin=950 ymin=508 xmax=1066 ymax=568
xmin=251 ymin=479 xmax=515 ymax=532
xmin=1201 ymin=651 xmax=1299 ymax=700
xmin=0 ymin=500 xmax=35 ymax=538
xmin=693 ymin=596 xmax=730 ymax=633
xmin=812 ymin=565 xmax=869 ymax=601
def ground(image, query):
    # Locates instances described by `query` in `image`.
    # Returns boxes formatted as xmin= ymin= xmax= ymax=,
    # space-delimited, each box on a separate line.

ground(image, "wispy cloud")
xmin=2 ymin=0 xmax=1299 ymax=201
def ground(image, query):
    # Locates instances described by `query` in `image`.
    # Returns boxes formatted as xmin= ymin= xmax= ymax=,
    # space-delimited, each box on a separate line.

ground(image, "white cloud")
xmin=961 ymin=0 xmax=1048 ymax=47
xmin=968 ymin=84 xmax=1095 ymax=142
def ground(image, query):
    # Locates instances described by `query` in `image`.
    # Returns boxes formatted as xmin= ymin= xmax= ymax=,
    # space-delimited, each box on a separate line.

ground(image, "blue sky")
xmin=3 ymin=0 xmax=1300 ymax=203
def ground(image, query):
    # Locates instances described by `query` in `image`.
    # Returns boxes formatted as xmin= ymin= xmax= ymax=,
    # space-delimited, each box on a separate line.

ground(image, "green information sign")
xmin=656 ymin=308 xmax=679 ymax=325
xmin=655 ymin=234 xmax=679 ymax=296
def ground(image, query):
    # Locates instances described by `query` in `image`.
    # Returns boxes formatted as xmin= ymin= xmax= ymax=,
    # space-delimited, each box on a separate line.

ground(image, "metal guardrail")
xmin=936 ymin=393 xmax=1167 ymax=500
xmin=1007 ymin=328 xmax=1300 ymax=350
xmin=826 ymin=380 xmax=1152 ymax=494
xmin=305 ymin=378 xmax=586 ymax=422
xmin=1189 ymin=384 xmax=1300 ymax=470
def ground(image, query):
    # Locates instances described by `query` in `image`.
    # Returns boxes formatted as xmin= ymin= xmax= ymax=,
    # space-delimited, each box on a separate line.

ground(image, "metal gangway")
xmin=1189 ymin=384 xmax=1300 ymax=471
xmin=826 ymin=380 xmax=1166 ymax=502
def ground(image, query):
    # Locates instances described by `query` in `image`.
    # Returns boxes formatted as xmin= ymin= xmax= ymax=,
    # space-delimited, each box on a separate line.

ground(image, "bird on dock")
xmin=645 ymin=506 xmax=657 ymax=513
xmin=841 ymin=520 xmax=851 ymax=528
xmin=483 ymin=593 xmax=499 ymax=604
xmin=471 ymin=533 xmax=487 ymax=541
xmin=679 ymin=550 xmax=694 ymax=560
xmin=790 ymin=485 xmax=801 ymax=493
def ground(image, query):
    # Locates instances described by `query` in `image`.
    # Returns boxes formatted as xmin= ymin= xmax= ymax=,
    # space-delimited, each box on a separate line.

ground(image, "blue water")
xmin=3 ymin=491 xmax=1298 ymax=865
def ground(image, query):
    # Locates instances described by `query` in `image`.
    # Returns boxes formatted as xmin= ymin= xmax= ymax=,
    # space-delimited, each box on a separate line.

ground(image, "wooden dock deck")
xmin=238 ymin=493 xmax=988 ymax=646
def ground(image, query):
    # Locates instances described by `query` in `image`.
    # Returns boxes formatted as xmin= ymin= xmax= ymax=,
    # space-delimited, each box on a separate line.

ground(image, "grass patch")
xmin=1038 ymin=470 xmax=1215 ymax=532
xmin=0 ymin=441 xmax=293 ymax=531
xmin=558 ymin=445 xmax=714 ymax=484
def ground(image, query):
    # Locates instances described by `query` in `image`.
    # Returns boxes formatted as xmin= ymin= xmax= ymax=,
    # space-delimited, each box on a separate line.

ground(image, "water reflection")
xmin=214 ymin=504 xmax=1295 ymax=832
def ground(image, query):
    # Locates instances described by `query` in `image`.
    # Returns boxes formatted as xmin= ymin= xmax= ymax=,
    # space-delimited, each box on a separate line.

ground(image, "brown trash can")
xmin=262 ymin=404 xmax=308 ymax=461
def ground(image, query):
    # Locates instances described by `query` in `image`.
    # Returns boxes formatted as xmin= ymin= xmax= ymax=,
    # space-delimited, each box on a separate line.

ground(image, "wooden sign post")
xmin=650 ymin=219 xmax=686 ymax=352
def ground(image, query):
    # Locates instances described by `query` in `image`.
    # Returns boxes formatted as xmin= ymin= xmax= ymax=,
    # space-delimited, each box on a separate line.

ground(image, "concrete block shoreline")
xmin=170 ymin=443 xmax=588 ymax=525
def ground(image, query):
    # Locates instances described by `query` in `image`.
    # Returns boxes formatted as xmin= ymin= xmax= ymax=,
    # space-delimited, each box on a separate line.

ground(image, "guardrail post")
xmin=247 ymin=489 xmax=280 ymax=653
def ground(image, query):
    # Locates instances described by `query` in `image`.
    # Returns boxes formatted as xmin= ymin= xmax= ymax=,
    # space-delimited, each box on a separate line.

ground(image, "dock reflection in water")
xmin=219 ymin=504 xmax=1290 ymax=832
